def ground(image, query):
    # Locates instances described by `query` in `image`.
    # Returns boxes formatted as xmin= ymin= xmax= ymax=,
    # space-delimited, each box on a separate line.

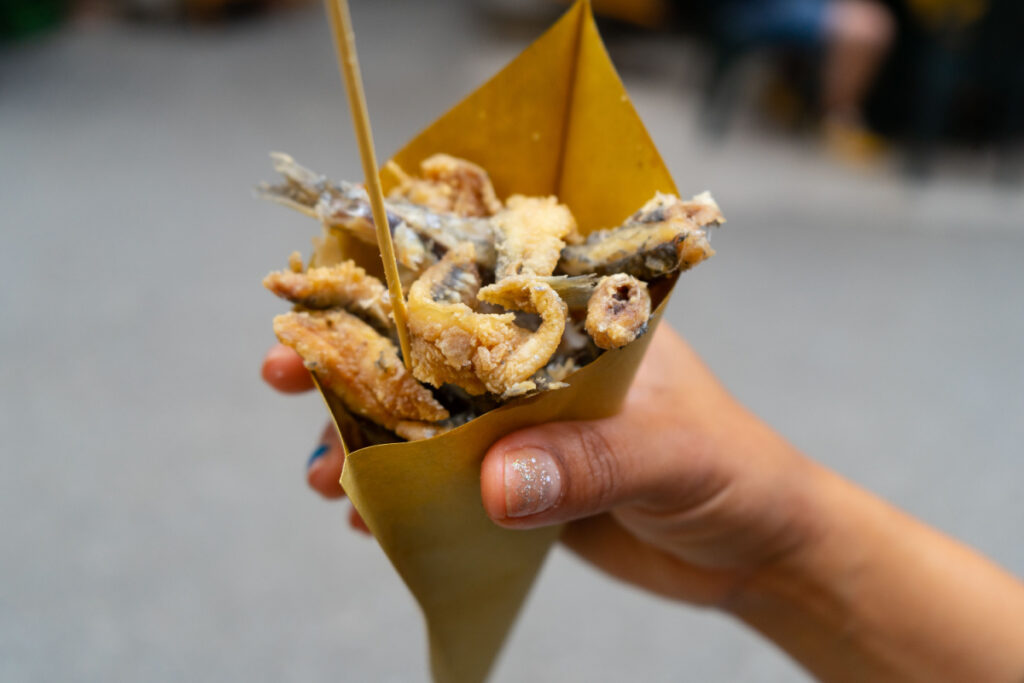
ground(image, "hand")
xmin=262 ymin=328 xmax=1024 ymax=681
xmin=478 ymin=325 xmax=822 ymax=605
xmin=261 ymin=343 xmax=369 ymax=533
xmin=262 ymin=325 xmax=821 ymax=603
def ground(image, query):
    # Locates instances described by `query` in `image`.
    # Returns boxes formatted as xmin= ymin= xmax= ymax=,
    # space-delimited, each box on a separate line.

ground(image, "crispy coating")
xmin=263 ymin=261 xmax=392 ymax=330
xmin=585 ymin=274 xmax=651 ymax=350
xmin=258 ymin=153 xmax=496 ymax=275
xmin=559 ymin=192 xmax=721 ymax=279
xmin=492 ymin=195 xmax=576 ymax=279
xmin=388 ymin=154 xmax=503 ymax=217
xmin=407 ymin=244 xmax=568 ymax=397
xmin=273 ymin=310 xmax=449 ymax=433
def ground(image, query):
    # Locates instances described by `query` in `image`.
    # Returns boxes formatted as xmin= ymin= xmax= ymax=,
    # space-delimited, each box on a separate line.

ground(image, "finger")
xmin=480 ymin=415 xmax=681 ymax=529
xmin=307 ymin=423 xmax=346 ymax=499
xmin=348 ymin=506 xmax=371 ymax=535
xmin=262 ymin=343 xmax=315 ymax=393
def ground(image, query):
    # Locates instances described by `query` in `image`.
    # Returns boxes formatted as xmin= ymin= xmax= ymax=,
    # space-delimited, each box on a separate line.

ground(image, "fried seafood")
xmin=274 ymin=310 xmax=449 ymax=439
xmin=585 ymin=274 xmax=651 ymax=350
xmin=537 ymin=274 xmax=599 ymax=309
xmin=264 ymin=260 xmax=392 ymax=330
xmin=406 ymin=244 xmax=568 ymax=398
xmin=387 ymin=154 xmax=502 ymax=217
xmin=559 ymin=192 xmax=722 ymax=279
xmin=259 ymin=153 xmax=496 ymax=274
xmin=262 ymin=153 xmax=724 ymax=443
xmin=491 ymin=195 xmax=576 ymax=279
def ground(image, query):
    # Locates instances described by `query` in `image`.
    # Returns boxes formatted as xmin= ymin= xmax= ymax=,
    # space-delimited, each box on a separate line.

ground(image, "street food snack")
xmin=257 ymin=5 xmax=726 ymax=681
xmin=262 ymin=154 xmax=722 ymax=441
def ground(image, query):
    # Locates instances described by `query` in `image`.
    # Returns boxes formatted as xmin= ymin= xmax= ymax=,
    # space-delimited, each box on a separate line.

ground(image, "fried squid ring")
xmin=584 ymin=274 xmax=651 ymax=350
xmin=407 ymin=244 xmax=568 ymax=398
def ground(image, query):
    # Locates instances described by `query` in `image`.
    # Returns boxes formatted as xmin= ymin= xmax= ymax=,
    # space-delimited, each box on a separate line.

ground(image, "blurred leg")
xmin=821 ymin=0 xmax=894 ymax=122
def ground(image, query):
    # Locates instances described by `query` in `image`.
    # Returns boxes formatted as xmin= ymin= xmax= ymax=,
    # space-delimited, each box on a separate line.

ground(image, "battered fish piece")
xmin=263 ymin=260 xmax=392 ymax=330
xmin=585 ymin=274 xmax=651 ymax=350
xmin=273 ymin=310 xmax=449 ymax=437
xmin=559 ymin=192 xmax=722 ymax=279
xmin=258 ymin=153 xmax=496 ymax=274
xmin=387 ymin=154 xmax=503 ymax=217
xmin=492 ymin=195 xmax=576 ymax=279
xmin=407 ymin=244 xmax=568 ymax=398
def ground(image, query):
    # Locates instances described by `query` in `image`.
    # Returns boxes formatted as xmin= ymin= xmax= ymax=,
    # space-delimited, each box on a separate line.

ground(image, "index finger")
xmin=261 ymin=343 xmax=315 ymax=393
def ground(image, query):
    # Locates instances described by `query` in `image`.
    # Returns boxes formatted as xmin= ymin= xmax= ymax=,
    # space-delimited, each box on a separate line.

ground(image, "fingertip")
xmin=262 ymin=344 xmax=314 ymax=393
xmin=480 ymin=446 xmax=508 ymax=523
xmin=306 ymin=440 xmax=346 ymax=499
xmin=348 ymin=506 xmax=371 ymax=535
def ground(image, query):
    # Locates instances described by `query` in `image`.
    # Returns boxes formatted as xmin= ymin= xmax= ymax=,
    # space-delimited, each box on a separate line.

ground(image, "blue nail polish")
xmin=307 ymin=444 xmax=329 ymax=470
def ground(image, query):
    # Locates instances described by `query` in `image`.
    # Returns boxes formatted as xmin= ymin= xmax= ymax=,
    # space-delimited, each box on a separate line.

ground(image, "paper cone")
xmin=319 ymin=2 xmax=679 ymax=680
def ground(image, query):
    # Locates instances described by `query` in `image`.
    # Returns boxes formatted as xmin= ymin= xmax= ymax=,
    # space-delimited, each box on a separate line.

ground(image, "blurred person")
xmin=263 ymin=326 xmax=1024 ymax=681
xmin=898 ymin=0 xmax=1009 ymax=178
xmin=710 ymin=0 xmax=895 ymax=160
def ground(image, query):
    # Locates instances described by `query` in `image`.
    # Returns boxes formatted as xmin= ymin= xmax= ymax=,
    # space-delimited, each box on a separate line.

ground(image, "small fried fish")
xmin=273 ymin=310 xmax=449 ymax=436
xmin=387 ymin=154 xmax=503 ymax=217
xmin=263 ymin=260 xmax=392 ymax=330
xmin=559 ymin=192 xmax=722 ymax=279
xmin=258 ymin=153 xmax=496 ymax=274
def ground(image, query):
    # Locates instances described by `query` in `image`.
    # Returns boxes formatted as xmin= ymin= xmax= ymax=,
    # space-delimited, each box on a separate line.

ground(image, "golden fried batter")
xmin=492 ymin=195 xmax=576 ymax=279
xmin=274 ymin=310 xmax=448 ymax=434
xmin=261 ymin=154 xmax=727 ymax=441
xmin=559 ymin=192 xmax=721 ymax=279
xmin=259 ymin=153 xmax=495 ymax=275
xmin=407 ymin=244 xmax=568 ymax=397
xmin=388 ymin=154 xmax=502 ymax=217
xmin=585 ymin=274 xmax=651 ymax=350
xmin=263 ymin=261 xmax=392 ymax=330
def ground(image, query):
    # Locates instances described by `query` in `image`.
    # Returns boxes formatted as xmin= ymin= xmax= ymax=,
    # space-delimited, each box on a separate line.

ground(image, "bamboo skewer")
xmin=325 ymin=0 xmax=414 ymax=370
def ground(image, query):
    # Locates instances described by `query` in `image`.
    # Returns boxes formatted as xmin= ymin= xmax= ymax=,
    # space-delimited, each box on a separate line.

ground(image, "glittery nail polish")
xmin=504 ymin=448 xmax=562 ymax=518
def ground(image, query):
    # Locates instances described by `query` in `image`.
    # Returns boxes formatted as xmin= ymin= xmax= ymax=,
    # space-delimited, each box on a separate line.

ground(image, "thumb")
xmin=481 ymin=416 xmax=667 ymax=529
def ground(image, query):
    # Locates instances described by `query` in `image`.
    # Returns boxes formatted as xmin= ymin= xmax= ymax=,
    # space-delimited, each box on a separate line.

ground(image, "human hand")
xmin=477 ymin=325 xmax=822 ymax=605
xmin=262 ymin=326 xmax=1024 ymax=680
xmin=262 ymin=325 xmax=821 ymax=604
xmin=261 ymin=343 xmax=370 ymax=533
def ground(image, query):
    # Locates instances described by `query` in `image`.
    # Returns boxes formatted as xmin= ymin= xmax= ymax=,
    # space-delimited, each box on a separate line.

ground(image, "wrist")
xmin=723 ymin=463 xmax=884 ymax=679
xmin=723 ymin=461 xmax=1024 ymax=682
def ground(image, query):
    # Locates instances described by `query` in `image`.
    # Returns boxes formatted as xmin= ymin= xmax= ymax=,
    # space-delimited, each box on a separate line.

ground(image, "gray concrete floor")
xmin=2 ymin=2 xmax=1023 ymax=681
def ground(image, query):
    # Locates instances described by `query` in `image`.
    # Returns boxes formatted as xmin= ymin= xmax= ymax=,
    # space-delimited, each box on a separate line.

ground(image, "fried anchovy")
xmin=558 ymin=192 xmax=722 ymax=279
xmin=257 ymin=153 xmax=496 ymax=273
xmin=263 ymin=260 xmax=392 ymax=331
xmin=387 ymin=154 xmax=502 ymax=218
xmin=273 ymin=309 xmax=449 ymax=434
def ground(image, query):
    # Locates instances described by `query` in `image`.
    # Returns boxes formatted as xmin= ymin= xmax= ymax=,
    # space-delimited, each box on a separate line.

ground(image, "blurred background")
xmin=2 ymin=0 xmax=1022 ymax=681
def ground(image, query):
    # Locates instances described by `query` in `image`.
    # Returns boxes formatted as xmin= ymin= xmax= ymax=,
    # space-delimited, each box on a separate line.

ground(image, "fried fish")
xmin=273 ymin=309 xmax=448 ymax=440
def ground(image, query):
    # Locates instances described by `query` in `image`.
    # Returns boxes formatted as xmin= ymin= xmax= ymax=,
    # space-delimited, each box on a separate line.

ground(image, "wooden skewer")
xmin=325 ymin=0 xmax=414 ymax=370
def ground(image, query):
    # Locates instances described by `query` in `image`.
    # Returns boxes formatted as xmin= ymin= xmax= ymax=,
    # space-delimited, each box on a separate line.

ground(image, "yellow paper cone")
xmin=316 ymin=2 xmax=680 ymax=680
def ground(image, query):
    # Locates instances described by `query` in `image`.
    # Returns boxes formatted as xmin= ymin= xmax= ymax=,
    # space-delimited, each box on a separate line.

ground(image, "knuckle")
xmin=562 ymin=421 xmax=623 ymax=510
